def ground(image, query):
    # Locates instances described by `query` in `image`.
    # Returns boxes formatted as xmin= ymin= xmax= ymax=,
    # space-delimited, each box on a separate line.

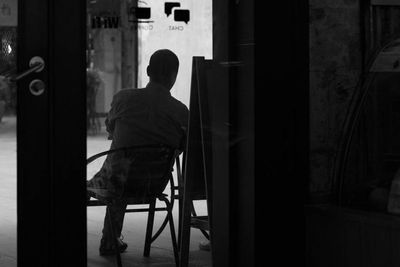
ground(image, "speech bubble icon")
xmin=129 ymin=6 xmax=151 ymax=20
xmin=174 ymin=9 xmax=190 ymax=24
xmin=165 ymin=2 xmax=180 ymax=17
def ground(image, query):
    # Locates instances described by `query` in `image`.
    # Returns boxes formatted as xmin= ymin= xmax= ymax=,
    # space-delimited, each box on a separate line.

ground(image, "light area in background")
xmin=0 ymin=0 xmax=18 ymax=26
xmin=137 ymin=0 xmax=212 ymax=107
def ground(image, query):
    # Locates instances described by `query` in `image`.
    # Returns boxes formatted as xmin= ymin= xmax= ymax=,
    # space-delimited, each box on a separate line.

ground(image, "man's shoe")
xmin=99 ymin=237 xmax=128 ymax=256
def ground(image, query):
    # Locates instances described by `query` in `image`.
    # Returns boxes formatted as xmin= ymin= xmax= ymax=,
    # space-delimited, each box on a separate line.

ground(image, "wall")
xmin=309 ymin=0 xmax=362 ymax=197
xmin=92 ymin=29 xmax=122 ymax=113
xmin=89 ymin=0 xmax=212 ymax=111
xmin=137 ymin=0 xmax=213 ymax=107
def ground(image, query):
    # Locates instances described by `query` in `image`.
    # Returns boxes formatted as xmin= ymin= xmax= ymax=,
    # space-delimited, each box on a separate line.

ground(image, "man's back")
xmin=88 ymin=49 xmax=186 ymax=252
xmin=106 ymin=82 xmax=189 ymax=150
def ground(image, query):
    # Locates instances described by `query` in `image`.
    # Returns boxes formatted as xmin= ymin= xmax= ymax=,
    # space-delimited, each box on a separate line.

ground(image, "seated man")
xmin=87 ymin=49 xmax=189 ymax=255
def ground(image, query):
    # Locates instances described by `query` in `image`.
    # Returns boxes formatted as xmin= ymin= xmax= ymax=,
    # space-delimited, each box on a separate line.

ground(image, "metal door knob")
xmin=7 ymin=56 xmax=45 ymax=82
xmin=29 ymin=79 xmax=45 ymax=96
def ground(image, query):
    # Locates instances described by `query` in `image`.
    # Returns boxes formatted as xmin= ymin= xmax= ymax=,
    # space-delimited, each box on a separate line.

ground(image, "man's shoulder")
xmin=114 ymin=88 xmax=144 ymax=101
xmin=169 ymin=96 xmax=189 ymax=113
xmin=116 ymin=88 xmax=144 ymax=96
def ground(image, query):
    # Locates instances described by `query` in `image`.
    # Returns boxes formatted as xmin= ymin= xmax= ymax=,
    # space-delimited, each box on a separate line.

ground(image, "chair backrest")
xmin=102 ymin=144 xmax=178 ymax=201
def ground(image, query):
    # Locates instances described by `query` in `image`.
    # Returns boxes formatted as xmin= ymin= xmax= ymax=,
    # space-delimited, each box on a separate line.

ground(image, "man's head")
xmin=147 ymin=49 xmax=179 ymax=90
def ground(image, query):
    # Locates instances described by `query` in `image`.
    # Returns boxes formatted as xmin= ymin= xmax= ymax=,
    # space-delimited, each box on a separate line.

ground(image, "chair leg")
xmin=150 ymin=216 xmax=169 ymax=243
xmin=167 ymin=204 xmax=179 ymax=267
xmin=158 ymin=195 xmax=179 ymax=267
xmin=107 ymin=206 xmax=122 ymax=267
xmin=179 ymin=196 xmax=192 ymax=267
xmin=144 ymin=198 xmax=156 ymax=257
xmin=177 ymin=196 xmax=182 ymax=250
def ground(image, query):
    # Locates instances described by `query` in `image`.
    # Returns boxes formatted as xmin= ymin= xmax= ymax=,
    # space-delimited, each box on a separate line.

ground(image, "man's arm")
xmin=105 ymin=92 xmax=122 ymax=140
xmin=178 ymin=107 xmax=189 ymax=151
xmin=105 ymin=116 xmax=114 ymax=140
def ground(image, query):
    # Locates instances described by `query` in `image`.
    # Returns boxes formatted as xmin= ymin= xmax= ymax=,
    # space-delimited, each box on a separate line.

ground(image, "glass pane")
xmin=86 ymin=0 xmax=212 ymax=265
xmin=0 ymin=0 xmax=17 ymax=265
xmin=341 ymin=37 xmax=400 ymax=213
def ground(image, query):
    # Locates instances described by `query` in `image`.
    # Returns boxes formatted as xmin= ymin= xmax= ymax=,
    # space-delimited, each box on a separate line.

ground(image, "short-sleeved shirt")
xmin=106 ymin=81 xmax=189 ymax=150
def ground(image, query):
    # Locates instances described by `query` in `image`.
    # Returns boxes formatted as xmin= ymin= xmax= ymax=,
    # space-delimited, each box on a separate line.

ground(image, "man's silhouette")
xmin=87 ymin=49 xmax=188 ymax=255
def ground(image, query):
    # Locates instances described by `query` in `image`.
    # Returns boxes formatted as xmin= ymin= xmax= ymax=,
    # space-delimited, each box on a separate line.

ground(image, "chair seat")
xmin=87 ymin=187 xmax=168 ymax=205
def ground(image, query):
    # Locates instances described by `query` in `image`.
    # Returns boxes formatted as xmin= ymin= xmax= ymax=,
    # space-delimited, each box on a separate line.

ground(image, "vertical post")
xmin=120 ymin=0 xmax=138 ymax=89
xmin=144 ymin=198 xmax=156 ymax=257
xmin=179 ymin=58 xmax=204 ymax=267
xmin=375 ymin=6 xmax=382 ymax=47
xmin=179 ymin=176 xmax=193 ymax=266
xmin=17 ymin=0 xmax=51 ymax=265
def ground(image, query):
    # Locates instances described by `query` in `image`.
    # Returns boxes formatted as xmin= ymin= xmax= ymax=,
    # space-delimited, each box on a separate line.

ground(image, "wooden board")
xmin=180 ymin=56 xmax=230 ymax=266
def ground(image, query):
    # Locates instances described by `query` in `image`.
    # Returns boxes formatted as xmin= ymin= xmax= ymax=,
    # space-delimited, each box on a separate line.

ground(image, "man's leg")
xmin=100 ymin=201 xmax=127 ymax=254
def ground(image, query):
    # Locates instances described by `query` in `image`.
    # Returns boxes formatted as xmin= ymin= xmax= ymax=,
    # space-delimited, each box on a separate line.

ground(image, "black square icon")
xmin=165 ymin=2 xmax=180 ymax=17
xmin=130 ymin=7 xmax=151 ymax=20
xmin=174 ymin=9 xmax=190 ymax=24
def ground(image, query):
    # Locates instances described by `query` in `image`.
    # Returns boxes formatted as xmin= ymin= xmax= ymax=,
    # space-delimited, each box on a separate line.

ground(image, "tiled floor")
xmin=0 ymin=116 xmax=211 ymax=267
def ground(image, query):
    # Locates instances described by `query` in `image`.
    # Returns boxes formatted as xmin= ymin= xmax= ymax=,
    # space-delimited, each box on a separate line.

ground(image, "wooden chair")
xmin=87 ymin=144 xmax=180 ymax=267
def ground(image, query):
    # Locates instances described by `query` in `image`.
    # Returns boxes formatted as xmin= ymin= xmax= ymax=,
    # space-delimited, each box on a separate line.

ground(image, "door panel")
xmin=17 ymin=1 xmax=50 ymax=265
xmin=4 ymin=0 xmax=218 ymax=265
xmin=50 ymin=0 xmax=86 ymax=265
xmin=16 ymin=0 xmax=86 ymax=266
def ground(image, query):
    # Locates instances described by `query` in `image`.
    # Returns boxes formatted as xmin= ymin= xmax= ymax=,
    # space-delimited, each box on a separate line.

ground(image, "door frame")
xmin=17 ymin=0 xmax=87 ymax=266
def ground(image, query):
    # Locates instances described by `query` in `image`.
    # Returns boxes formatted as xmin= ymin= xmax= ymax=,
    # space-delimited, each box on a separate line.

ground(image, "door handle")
xmin=29 ymin=79 xmax=46 ymax=96
xmin=7 ymin=56 xmax=45 ymax=82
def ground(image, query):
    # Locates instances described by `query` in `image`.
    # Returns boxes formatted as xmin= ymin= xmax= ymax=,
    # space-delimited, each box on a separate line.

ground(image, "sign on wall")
xmin=89 ymin=1 xmax=192 ymax=29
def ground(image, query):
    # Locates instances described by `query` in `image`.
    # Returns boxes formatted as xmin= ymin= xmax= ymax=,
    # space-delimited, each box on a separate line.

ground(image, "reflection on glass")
xmin=86 ymin=0 xmax=212 ymax=265
xmin=0 ymin=0 xmax=18 ymax=265
xmin=342 ymin=70 xmax=400 ymax=213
